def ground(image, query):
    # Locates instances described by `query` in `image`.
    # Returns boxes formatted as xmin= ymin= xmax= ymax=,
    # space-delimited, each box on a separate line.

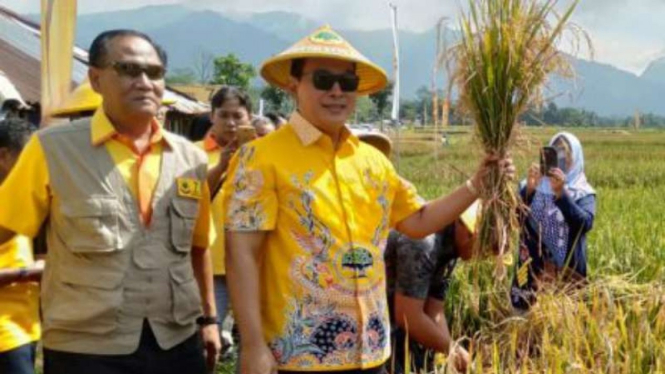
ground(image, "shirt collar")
xmin=202 ymin=133 xmax=221 ymax=152
xmin=288 ymin=111 xmax=358 ymax=148
xmin=91 ymin=109 xmax=167 ymax=148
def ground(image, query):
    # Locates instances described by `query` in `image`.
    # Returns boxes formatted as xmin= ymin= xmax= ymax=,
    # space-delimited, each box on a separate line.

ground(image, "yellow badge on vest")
xmin=176 ymin=178 xmax=202 ymax=200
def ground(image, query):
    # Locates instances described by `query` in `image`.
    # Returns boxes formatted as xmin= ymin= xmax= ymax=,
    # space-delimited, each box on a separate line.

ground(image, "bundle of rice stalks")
xmin=452 ymin=0 xmax=580 ymax=263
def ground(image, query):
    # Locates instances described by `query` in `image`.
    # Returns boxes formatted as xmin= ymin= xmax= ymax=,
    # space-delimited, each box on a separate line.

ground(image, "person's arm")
xmin=226 ymin=231 xmax=277 ymax=374
xmin=396 ymin=155 xmax=515 ymax=239
xmin=191 ymin=245 xmax=220 ymax=370
xmin=394 ymin=293 xmax=451 ymax=353
xmin=423 ymin=298 xmax=471 ymax=372
xmin=207 ymin=144 xmax=237 ymax=198
xmin=396 ymin=185 xmax=477 ymax=239
xmin=0 ymin=135 xmax=51 ymax=246
xmin=191 ymin=182 xmax=221 ymax=371
xmin=424 ymin=298 xmax=449 ymax=339
xmin=555 ymin=194 xmax=596 ymax=234
xmin=222 ymin=143 xmax=279 ymax=374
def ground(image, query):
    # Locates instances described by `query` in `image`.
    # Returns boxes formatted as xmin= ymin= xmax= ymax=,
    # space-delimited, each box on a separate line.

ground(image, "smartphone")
xmin=236 ymin=125 xmax=257 ymax=146
xmin=540 ymin=146 xmax=559 ymax=175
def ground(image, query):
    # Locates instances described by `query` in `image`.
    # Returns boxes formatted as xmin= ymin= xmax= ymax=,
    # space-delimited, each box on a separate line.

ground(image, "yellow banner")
xmin=40 ymin=0 xmax=77 ymax=125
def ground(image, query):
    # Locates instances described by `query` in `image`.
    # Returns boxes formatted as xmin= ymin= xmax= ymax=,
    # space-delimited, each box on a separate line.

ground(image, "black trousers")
xmin=44 ymin=321 xmax=206 ymax=374
xmin=0 ymin=343 xmax=37 ymax=374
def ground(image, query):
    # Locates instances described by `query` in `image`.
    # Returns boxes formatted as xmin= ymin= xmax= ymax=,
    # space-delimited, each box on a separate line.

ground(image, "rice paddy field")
xmin=216 ymin=126 xmax=664 ymax=374
xmin=391 ymin=126 xmax=665 ymax=373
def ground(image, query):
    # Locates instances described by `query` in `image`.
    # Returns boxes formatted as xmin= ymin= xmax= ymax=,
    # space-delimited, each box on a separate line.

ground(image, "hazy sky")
xmin=3 ymin=0 xmax=664 ymax=75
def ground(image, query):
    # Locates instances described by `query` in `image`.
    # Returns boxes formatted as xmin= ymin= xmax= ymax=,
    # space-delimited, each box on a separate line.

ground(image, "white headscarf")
xmin=528 ymin=132 xmax=596 ymax=267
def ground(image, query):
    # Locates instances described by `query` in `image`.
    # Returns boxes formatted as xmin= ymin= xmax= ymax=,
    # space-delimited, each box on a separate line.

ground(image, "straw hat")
xmin=51 ymin=80 xmax=101 ymax=117
xmin=260 ymin=25 xmax=388 ymax=96
xmin=51 ymin=80 xmax=176 ymax=117
xmin=354 ymin=129 xmax=392 ymax=157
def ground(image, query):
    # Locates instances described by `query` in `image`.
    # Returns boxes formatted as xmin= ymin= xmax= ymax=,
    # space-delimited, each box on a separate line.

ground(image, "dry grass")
xmin=451 ymin=0 xmax=582 ymax=263
xmin=391 ymin=127 xmax=665 ymax=374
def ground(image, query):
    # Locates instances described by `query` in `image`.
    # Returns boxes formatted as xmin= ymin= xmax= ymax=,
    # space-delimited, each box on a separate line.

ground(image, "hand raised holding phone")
xmin=237 ymin=125 xmax=258 ymax=146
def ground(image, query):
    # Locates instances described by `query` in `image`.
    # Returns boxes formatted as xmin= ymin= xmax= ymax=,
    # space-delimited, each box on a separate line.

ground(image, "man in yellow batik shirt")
xmin=0 ymin=118 xmax=41 ymax=374
xmin=222 ymin=26 xmax=516 ymax=374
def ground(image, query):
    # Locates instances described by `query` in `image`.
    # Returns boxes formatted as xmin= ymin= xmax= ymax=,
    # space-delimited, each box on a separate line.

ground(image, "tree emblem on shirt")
xmin=341 ymin=247 xmax=374 ymax=278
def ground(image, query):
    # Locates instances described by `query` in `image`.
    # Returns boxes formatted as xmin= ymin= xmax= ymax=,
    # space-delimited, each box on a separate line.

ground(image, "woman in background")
xmin=511 ymin=132 xmax=597 ymax=310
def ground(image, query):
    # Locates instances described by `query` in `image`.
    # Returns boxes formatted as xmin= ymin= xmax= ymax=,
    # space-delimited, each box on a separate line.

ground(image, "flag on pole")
xmin=41 ymin=0 xmax=77 ymax=125
xmin=389 ymin=3 xmax=400 ymax=122
xmin=388 ymin=3 xmax=401 ymax=171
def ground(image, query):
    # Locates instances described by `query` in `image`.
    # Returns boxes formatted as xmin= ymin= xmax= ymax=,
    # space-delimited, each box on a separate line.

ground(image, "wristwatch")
xmin=196 ymin=316 xmax=219 ymax=326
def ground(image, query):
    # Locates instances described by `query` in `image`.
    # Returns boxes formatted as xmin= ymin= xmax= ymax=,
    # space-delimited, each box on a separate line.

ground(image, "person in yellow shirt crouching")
xmin=0 ymin=118 xmax=41 ymax=374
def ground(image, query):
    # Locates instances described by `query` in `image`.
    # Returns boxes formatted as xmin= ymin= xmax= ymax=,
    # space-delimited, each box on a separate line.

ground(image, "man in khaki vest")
xmin=0 ymin=30 xmax=220 ymax=374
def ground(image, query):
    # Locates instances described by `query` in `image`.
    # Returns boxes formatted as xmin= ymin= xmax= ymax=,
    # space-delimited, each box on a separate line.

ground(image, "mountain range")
xmin=30 ymin=4 xmax=665 ymax=116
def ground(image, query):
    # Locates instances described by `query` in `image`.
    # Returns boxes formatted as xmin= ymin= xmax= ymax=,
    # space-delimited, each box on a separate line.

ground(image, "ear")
xmin=286 ymin=77 xmax=299 ymax=96
xmin=287 ymin=78 xmax=300 ymax=107
xmin=88 ymin=69 xmax=103 ymax=94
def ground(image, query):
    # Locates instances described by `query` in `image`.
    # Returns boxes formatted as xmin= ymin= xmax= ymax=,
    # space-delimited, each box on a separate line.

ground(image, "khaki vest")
xmin=38 ymin=118 xmax=207 ymax=354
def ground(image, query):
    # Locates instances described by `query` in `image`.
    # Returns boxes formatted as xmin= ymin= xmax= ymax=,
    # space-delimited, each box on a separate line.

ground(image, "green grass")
xmin=391 ymin=126 xmax=665 ymax=373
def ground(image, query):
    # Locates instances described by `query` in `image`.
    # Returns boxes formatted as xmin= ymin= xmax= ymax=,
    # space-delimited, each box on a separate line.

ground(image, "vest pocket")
xmin=59 ymin=197 xmax=120 ymax=252
xmin=45 ymin=267 xmax=124 ymax=334
xmin=170 ymin=262 xmax=202 ymax=325
xmin=170 ymin=198 xmax=200 ymax=253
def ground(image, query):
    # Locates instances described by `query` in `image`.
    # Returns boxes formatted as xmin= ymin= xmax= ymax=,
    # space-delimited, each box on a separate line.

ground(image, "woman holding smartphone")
xmin=511 ymin=132 xmax=597 ymax=310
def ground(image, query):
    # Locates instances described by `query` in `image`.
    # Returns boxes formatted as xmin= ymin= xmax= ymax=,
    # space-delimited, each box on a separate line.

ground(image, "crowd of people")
xmin=0 ymin=25 xmax=595 ymax=374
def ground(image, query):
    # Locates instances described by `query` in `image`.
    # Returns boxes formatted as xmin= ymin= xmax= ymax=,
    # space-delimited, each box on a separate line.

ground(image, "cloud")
xmin=3 ymin=0 xmax=663 ymax=74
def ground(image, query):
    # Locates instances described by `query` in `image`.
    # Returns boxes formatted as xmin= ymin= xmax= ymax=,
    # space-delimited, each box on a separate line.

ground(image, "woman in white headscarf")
xmin=511 ymin=132 xmax=596 ymax=310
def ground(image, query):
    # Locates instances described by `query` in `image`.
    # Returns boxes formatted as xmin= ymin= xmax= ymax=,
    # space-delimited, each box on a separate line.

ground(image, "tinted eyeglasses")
xmin=110 ymin=61 xmax=166 ymax=80
xmin=305 ymin=70 xmax=360 ymax=92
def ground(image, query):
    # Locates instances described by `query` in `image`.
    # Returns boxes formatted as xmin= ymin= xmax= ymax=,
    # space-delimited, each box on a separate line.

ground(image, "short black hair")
xmin=210 ymin=86 xmax=253 ymax=114
xmin=290 ymin=58 xmax=306 ymax=79
xmin=1 ymin=99 xmax=22 ymax=112
xmin=0 ymin=118 xmax=34 ymax=153
xmin=89 ymin=29 xmax=168 ymax=68
xmin=264 ymin=112 xmax=281 ymax=125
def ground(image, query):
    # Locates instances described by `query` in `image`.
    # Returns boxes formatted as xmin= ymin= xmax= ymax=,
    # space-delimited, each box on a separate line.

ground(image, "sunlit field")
xmin=392 ymin=126 xmax=665 ymax=373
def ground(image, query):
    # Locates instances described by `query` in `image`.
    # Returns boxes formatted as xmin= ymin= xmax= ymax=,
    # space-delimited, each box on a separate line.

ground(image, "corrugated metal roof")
xmin=0 ymin=6 xmax=208 ymax=114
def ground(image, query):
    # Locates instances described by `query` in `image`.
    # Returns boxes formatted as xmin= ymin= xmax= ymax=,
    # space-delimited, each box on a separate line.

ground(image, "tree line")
xmin=167 ymin=53 xmax=665 ymax=128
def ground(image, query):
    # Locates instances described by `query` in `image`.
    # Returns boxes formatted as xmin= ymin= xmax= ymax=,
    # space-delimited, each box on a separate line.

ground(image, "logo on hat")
xmin=310 ymin=29 xmax=344 ymax=45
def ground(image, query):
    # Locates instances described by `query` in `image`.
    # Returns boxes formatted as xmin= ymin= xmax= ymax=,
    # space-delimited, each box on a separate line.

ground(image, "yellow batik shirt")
xmin=196 ymin=135 xmax=225 ymax=275
xmin=222 ymin=112 xmax=424 ymax=371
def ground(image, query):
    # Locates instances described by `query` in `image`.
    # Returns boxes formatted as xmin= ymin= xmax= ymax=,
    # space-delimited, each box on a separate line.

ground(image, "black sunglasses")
xmin=306 ymin=70 xmax=360 ymax=92
xmin=110 ymin=61 xmax=166 ymax=80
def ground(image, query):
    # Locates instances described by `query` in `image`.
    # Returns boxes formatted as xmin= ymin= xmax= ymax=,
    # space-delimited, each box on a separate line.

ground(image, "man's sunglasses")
xmin=306 ymin=70 xmax=360 ymax=92
xmin=110 ymin=61 xmax=166 ymax=80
